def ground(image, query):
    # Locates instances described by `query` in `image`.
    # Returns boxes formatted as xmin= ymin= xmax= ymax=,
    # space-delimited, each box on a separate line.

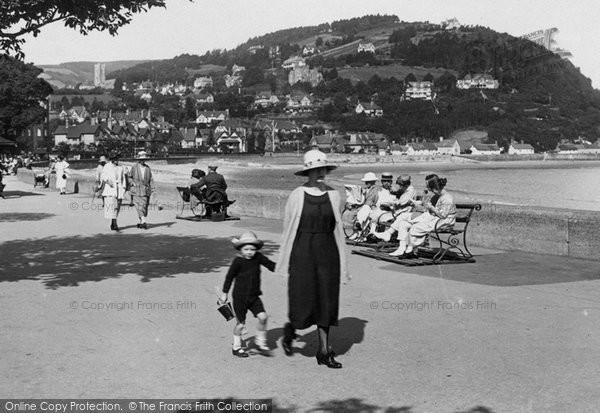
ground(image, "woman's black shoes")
xmin=282 ymin=323 xmax=295 ymax=356
xmin=316 ymin=351 xmax=342 ymax=368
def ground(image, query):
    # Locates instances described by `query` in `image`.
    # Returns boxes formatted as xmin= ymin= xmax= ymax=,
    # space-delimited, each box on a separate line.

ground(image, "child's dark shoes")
xmin=232 ymin=348 xmax=249 ymax=358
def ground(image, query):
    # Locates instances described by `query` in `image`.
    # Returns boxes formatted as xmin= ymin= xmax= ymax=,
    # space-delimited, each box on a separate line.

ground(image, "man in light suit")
xmin=129 ymin=151 xmax=154 ymax=229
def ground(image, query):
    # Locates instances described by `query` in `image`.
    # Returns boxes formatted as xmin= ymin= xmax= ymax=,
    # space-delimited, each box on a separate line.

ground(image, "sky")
xmin=19 ymin=0 xmax=600 ymax=88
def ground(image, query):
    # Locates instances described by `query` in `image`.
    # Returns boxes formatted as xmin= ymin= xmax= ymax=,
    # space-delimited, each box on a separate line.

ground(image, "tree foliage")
xmin=0 ymin=55 xmax=52 ymax=140
xmin=0 ymin=0 xmax=172 ymax=58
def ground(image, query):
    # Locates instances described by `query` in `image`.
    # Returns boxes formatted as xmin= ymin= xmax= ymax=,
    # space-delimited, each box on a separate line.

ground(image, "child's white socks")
xmin=233 ymin=334 xmax=242 ymax=350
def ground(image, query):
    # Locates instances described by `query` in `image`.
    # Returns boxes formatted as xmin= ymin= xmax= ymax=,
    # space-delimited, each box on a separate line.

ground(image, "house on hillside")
xmin=405 ymin=81 xmax=433 ymax=100
xmin=282 ymin=56 xmax=306 ymax=70
xmin=355 ymin=101 xmax=383 ymax=117
xmin=302 ymin=46 xmax=316 ymax=56
xmin=254 ymin=91 xmax=280 ymax=108
xmin=457 ymin=73 xmax=499 ymax=89
xmin=288 ymin=66 xmax=323 ymax=87
xmin=195 ymin=110 xmax=228 ymax=124
xmin=215 ymin=130 xmax=245 ymax=153
xmin=345 ymin=132 xmax=389 ymax=154
xmin=436 ymin=138 xmax=461 ymax=155
xmin=53 ymin=123 xmax=104 ymax=146
xmin=195 ymin=92 xmax=214 ymax=105
xmin=179 ymin=127 xmax=198 ymax=149
xmin=232 ymin=64 xmax=245 ymax=75
xmin=406 ymin=142 xmax=438 ymax=156
xmin=224 ymin=74 xmax=242 ymax=88
xmin=248 ymin=45 xmax=264 ymax=54
xmin=357 ymin=43 xmax=376 ymax=53
xmin=470 ymin=143 xmax=502 ymax=155
xmin=193 ymin=76 xmax=213 ymax=89
xmin=60 ymin=106 xmax=89 ymax=124
xmin=508 ymin=142 xmax=535 ymax=155
xmin=310 ymin=134 xmax=340 ymax=152
xmin=390 ymin=143 xmax=409 ymax=155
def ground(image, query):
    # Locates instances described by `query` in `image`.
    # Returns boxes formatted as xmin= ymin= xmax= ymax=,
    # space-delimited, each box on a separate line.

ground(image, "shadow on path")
xmin=0 ymin=232 xmax=278 ymax=289
xmin=266 ymin=317 xmax=367 ymax=357
xmin=0 ymin=212 xmax=55 ymax=222
xmin=181 ymin=398 xmax=495 ymax=412
xmin=1 ymin=190 xmax=44 ymax=198
xmin=380 ymin=252 xmax=600 ymax=286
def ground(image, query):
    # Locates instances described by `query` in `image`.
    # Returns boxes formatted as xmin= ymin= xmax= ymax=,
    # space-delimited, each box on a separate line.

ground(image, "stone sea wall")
xmin=18 ymin=168 xmax=600 ymax=261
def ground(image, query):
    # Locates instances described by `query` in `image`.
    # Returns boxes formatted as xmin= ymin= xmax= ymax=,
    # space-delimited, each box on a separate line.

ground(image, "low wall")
xmin=17 ymin=168 xmax=600 ymax=261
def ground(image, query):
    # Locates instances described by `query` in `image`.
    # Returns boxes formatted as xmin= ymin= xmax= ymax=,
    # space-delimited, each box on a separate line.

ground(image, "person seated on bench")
xmin=369 ymin=175 xmax=417 ymax=237
xmin=385 ymin=175 xmax=456 ymax=257
xmin=372 ymin=174 xmax=439 ymax=253
xmin=366 ymin=172 xmax=401 ymax=234
xmin=204 ymin=164 xmax=234 ymax=216
xmin=352 ymin=172 xmax=379 ymax=239
xmin=188 ymin=168 xmax=207 ymax=202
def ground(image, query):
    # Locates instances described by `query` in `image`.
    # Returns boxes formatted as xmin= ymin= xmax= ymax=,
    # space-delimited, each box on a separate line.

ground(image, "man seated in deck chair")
xmin=188 ymin=169 xmax=207 ymax=202
xmin=204 ymin=165 xmax=235 ymax=216
xmin=366 ymin=172 xmax=402 ymax=234
xmin=369 ymin=175 xmax=417 ymax=237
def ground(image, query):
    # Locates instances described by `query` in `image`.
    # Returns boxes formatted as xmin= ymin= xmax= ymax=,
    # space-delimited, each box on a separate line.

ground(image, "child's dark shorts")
xmin=233 ymin=295 xmax=265 ymax=324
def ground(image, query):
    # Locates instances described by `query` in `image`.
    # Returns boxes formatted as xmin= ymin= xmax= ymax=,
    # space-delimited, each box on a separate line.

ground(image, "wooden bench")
xmin=351 ymin=202 xmax=481 ymax=265
xmin=428 ymin=203 xmax=481 ymax=263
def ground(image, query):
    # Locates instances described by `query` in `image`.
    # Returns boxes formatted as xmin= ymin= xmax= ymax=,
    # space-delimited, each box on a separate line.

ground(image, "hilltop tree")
xmin=0 ymin=0 xmax=179 ymax=59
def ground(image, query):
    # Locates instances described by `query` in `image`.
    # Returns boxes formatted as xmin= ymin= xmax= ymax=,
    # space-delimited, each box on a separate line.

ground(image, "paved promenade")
xmin=1 ymin=175 xmax=600 ymax=412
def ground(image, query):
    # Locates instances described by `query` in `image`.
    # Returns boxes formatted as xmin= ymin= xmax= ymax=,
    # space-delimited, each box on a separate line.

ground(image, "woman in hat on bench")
xmin=277 ymin=149 xmax=350 ymax=369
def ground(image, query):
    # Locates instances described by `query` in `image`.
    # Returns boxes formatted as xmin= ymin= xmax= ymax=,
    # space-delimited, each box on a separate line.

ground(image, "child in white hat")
xmin=220 ymin=231 xmax=276 ymax=357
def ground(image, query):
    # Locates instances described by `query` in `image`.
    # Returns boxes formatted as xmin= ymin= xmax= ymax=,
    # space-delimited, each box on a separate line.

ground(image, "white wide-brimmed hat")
xmin=361 ymin=172 xmax=378 ymax=182
xmin=231 ymin=231 xmax=264 ymax=250
xmin=294 ymin=149 xmax=338 ymax=176
xmin=136 ymin=151 xmax=149 ymax=160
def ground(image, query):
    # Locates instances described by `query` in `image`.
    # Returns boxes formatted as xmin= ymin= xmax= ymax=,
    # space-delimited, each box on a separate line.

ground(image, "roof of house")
xmin=178 ymin=128 xmax=197 ymax=142
xmin=410 ymin=142 xmax=438 ymax=151
xmin=437 ymin=139 xmax=458 ymax=148
xmin=472 ymin=143 xmax=501 ymax=151
xmin=357 ymin=101 xmax=382 ymax=111
xmin=558 ymin=144 xmax=578 ymax=151
xmin=54 ymin=123 xmax=102 ymax=139
xmin=311 ymin=135 xmax=336 ymax=145
xmin=196 ymin=110 xmax=227 ymax=118
xmin=219 ymin=118 xmax=244 ymax=129
xmin=275 ymin=120 xmax=299 ymax=131
xmin=511 ymin=143 xmax=535 ymax=150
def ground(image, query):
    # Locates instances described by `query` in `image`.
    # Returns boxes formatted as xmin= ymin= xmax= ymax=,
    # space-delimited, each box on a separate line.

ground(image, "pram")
xmin=33 ymin=172 xmax=48 ymax=188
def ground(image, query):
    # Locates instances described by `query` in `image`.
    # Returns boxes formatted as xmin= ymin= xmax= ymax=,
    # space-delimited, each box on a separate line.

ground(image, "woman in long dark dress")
xmin=277 ymin=150 xmax=350 ymax=368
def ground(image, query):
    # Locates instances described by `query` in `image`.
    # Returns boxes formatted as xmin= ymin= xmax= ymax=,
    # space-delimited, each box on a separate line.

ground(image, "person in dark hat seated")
xmin=188 ymin=168 xmax=207 ymax=202
xmin=204 ymin=164 xmax=234 ymax=216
